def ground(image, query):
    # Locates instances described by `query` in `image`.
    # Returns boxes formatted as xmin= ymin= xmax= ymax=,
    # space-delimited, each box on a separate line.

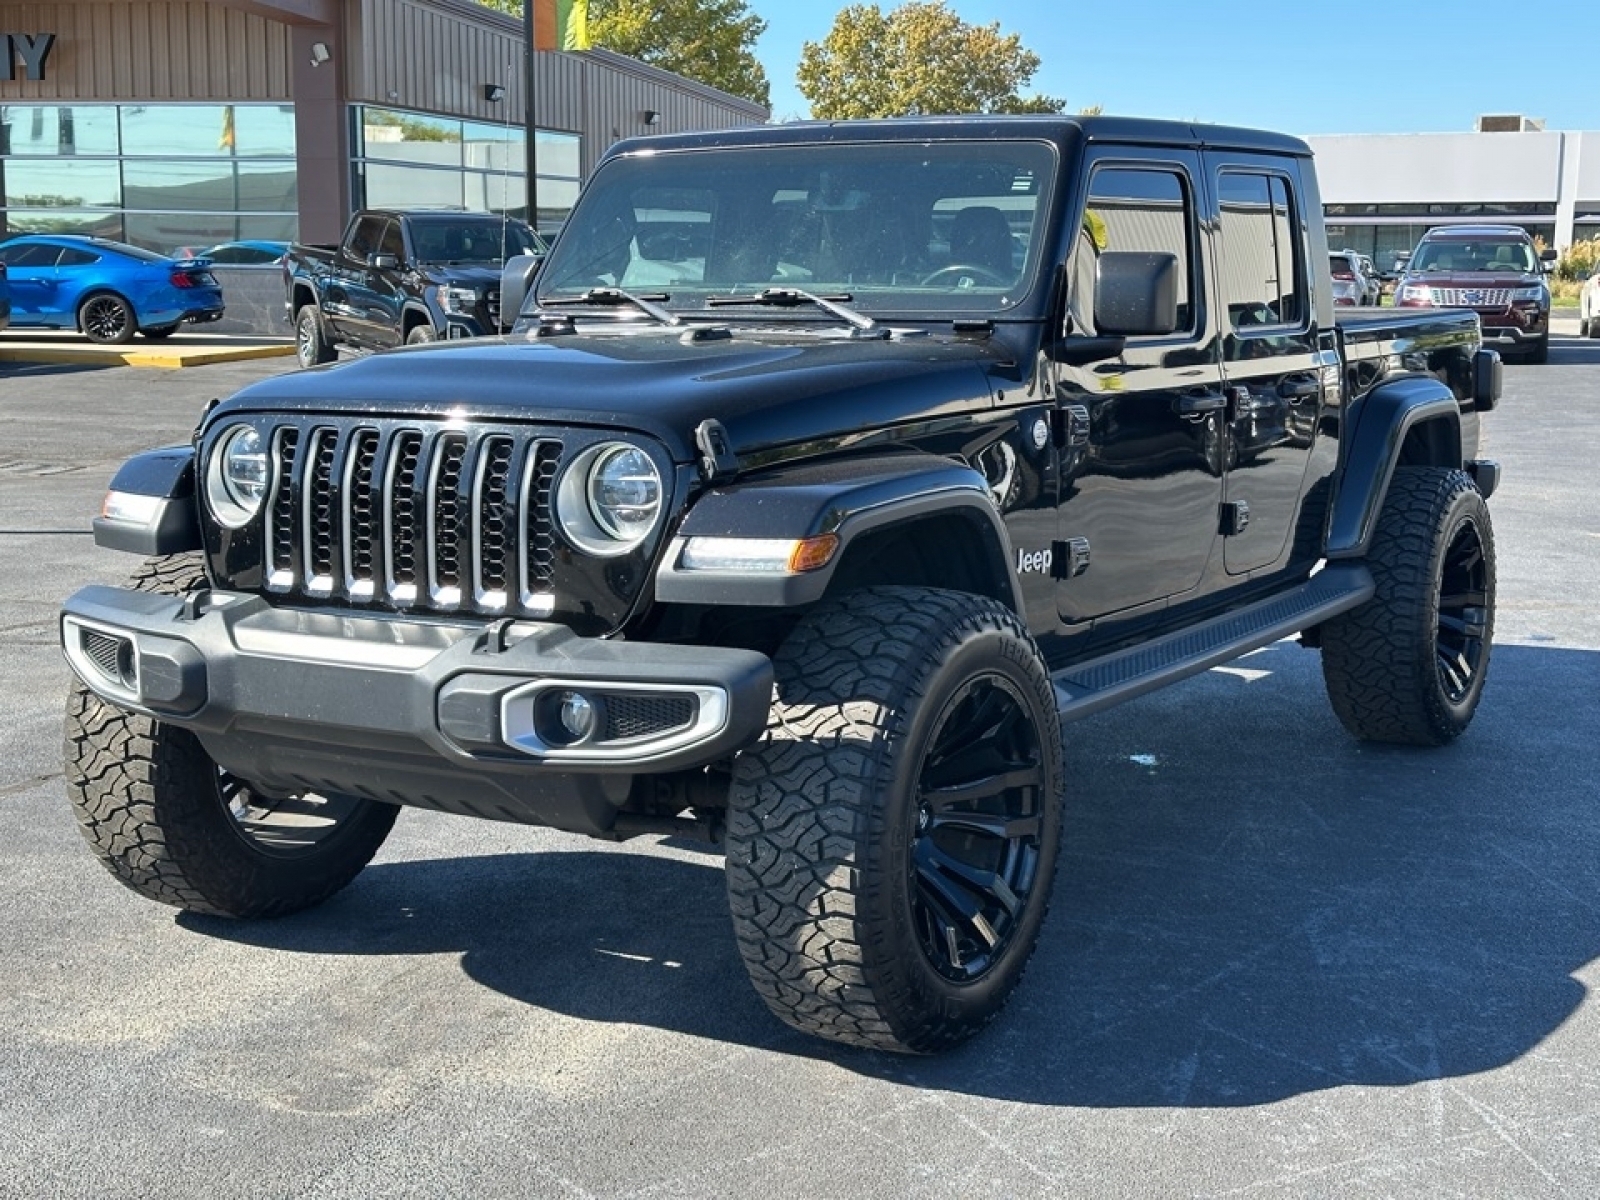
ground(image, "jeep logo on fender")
xmin=1016 ymin=546 xmax=1053 ymax=575
xmin=2 ymin=34 xmax=55 ymax=82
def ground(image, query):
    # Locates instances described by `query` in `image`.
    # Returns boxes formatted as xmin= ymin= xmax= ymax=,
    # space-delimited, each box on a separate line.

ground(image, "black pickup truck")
xmin=283 ymin=208 xmax=542 ymax=366
xmin=63 ymin=116 xmax=1502 ymax=1054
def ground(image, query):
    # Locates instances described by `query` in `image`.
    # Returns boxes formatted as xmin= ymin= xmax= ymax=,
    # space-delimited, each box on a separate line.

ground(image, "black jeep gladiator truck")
xmin=63 ymin=116 xmax=1502 ymax=1054
xmin=284 ymin=208 xmax=543 ymax=366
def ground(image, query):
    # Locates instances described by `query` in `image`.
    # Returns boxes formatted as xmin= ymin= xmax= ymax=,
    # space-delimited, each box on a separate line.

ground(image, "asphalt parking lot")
xmin=2 ymin=328 xmax=1598 ymax=1198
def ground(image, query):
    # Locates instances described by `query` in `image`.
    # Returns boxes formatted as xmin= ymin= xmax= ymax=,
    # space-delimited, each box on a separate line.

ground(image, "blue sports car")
xmin=0 ymin=234 xmax=225 ymax=344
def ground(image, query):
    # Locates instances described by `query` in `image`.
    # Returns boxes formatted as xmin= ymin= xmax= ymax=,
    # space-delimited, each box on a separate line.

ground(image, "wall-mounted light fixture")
xmin=484 ymin=83 xmax=505 ymax=102
xmin=642 ymin=110 xmax=661 ymax=126
xmin=308 ymin=41 xmax=331 ymax=67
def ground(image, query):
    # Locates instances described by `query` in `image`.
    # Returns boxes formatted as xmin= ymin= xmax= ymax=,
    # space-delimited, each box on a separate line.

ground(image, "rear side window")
xmin=57 ymin=247 xmax=99 ymax=267
xmin=346 ymin=216 xmax=386 ymax=261
xmin=1076 ymin=165 xmax=1197 ymax=337
xmin=0 ymin=242 xmax=63 ymax=267
xmin=1216 ymin=172 xmax=1304 ymax=328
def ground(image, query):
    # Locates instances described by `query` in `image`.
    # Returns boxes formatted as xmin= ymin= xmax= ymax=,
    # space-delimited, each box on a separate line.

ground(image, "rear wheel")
xmin=64 ymin=553 xmax=398 ymax=917
xmin=726 ymin=587 xmax=1064 ymax=1053
xmin=1320 ymin=468 xmax=1495 ymax=745
xmin=79 ymin=293 xmax=137 ymax=345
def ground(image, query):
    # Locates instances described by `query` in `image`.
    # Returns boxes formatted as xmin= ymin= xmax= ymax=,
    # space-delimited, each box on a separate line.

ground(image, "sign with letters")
xmin=2 ymin=33 xmax=55 ymax=82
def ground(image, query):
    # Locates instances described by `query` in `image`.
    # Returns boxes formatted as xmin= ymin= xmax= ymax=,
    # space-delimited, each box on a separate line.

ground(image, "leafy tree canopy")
xmin=480 ymin=0 xmax=770 ymax=108
xmin=797 ymin=1 xmax=1066 ymax=119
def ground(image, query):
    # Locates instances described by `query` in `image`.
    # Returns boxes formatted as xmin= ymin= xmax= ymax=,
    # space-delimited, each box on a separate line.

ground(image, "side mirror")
xmin=499 ymin=252 xmax=546 ymax=330
xmin=1094 ymin=251 xmax=1179 ymax=337
xmin=368 ymin=252 xmax=401 ymax=270
xmin=1539 ymin=248 xmax=1558 ymax=262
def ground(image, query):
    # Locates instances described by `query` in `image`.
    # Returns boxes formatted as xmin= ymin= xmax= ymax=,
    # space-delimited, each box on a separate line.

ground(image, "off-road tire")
xmin=64 ymin=553 xmax=398 ymax=917
xmin=79 ymin=293 xmax=137 ymax=345
xmin=405 ymin=324 xmax=438 ymax=345
xmin=1320 ymin=467 xmax=1495 ymax=745
xmin=295 ymin=305 xmax=336 ymax=367
xmin=726 ymin=586 xmax=1064 ymax=1053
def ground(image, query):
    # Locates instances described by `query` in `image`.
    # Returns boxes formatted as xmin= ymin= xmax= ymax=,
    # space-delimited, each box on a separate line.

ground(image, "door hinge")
xmin=1051 ymin=404 xmax=1090 ymax=448
xmin=1052 ymin=537 xmax=1091 ymax=579
xmin=694 ymin=418 xmax=738 ymax=484
xmin=1219 ymin=500 xmax=1251 ymax=537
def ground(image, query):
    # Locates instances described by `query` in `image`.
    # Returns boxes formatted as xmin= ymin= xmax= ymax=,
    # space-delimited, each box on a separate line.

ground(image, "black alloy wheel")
xmin=911 ymin=673 xmax=1048 ymax=984
xmin=80 ymin=293 xmax=136 ymax=345
xmin=1433 ymin=509 xmax=1491 ymax=706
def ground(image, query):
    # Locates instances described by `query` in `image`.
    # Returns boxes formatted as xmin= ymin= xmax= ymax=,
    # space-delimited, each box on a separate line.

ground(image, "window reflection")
xmin=361 ymin=108 xmax=464 ymax=167
xmin=4 ymin=159 xmax=122 ymax=208
xmin=120 ymin=105 xmax=295 ymax=158
xmin=1 ymin=209 xmax=123 ymax=239
xmin=0 ymin=106 xmax=119 ymax=156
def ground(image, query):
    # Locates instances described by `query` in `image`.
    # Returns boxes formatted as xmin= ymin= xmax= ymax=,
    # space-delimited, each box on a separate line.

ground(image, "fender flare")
xmin=93 ymin=446 xmax=201 ymax=555
xmin=401 ymin=301 xmax=438 ymax=337
xmin=1325 ymin=374 xmax=1462 ymax=559
xmin=654 ymin=453 xmax=1021 ymax=611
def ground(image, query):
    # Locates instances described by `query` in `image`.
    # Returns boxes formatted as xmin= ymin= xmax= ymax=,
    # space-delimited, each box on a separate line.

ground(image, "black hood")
xmin=216 ymin=326 xmax=1019 ymax=464
xmin=414 ymin=264 xmax=502 ymax=288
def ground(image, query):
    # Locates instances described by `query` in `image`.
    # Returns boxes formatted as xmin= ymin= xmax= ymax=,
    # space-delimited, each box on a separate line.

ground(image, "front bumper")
xmin=61 ymin=586 xmax=772 ymax=833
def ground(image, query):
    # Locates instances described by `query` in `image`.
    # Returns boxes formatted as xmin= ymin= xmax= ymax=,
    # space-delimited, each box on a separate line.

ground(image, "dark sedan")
xmin=0 ymin=234 xmax=225 ymax=344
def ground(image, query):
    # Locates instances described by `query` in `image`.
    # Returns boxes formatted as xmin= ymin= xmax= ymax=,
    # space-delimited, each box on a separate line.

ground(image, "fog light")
xmin=558 ymin=690 xmax=596 ymax=742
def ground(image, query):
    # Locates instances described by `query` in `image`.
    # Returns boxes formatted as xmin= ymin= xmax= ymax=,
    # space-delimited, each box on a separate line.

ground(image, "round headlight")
xmin=555 ymin=441 xmax=664 ymax=556
xmin=206 ymin=425 xmax=268 ymax=528
xmin=588 ymin=445 xmax=662 ymax=540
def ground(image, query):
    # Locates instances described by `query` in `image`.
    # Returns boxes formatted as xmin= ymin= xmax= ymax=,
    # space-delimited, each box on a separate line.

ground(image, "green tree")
xmin=797 ymin=2 xmax=1067 ymax=119
xmin=479 ymin=0 xmax=770 ymax=108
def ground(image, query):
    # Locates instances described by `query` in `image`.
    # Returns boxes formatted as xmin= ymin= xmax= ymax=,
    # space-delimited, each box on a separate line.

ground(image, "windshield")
xmin=535 ymin=140 xmax=1057 ymax=317
xmin=408 ymin=218 xmax=541 ymax=264
xmin=1410 ymin=240 xmax=1535 ymax=273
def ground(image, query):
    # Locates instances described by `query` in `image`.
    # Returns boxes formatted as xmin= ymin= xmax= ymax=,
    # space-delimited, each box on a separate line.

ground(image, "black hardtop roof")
xmin=603 ymin=114 xmax=1312 ymax=161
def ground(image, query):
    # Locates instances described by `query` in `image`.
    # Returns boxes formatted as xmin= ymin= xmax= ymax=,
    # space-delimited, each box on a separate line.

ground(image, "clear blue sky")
xmin=755 ymin=0 xmax=1600 ymax=134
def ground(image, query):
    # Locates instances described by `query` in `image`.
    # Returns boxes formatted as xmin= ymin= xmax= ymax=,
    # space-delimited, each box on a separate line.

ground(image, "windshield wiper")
xmin=706 ymin=287 xmax=879 ymax=334
xmin=541 ymin=287 xmax=682 ymax=326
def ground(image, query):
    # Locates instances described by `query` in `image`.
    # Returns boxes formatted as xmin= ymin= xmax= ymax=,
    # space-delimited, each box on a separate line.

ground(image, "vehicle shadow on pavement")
xmin=186 ymin=643 xmax=1600 ymax=1108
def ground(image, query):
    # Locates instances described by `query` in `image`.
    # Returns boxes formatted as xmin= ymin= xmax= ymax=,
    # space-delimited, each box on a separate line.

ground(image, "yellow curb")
xmin=0 ymin=343 xmax=296 ymax=369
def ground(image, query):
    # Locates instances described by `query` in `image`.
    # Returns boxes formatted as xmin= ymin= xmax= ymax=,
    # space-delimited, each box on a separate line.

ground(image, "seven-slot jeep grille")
xmin=260 ymin=422 xmax=563 ymax=616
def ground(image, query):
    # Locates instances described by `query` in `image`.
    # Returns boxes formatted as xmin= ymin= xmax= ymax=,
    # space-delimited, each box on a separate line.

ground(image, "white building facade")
xmin=1306 ymin=128 xmax=1600 ymax=269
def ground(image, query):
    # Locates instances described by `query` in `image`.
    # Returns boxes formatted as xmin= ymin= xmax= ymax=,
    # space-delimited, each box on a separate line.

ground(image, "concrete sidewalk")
xmin=0 ymin=331 xmax=295 ymax=369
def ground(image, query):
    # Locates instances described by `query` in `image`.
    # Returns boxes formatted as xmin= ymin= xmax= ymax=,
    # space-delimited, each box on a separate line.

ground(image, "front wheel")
xmin=1320 ymin=468 xmax=1495 ymax=745
xmin=405 ymin=324 xmax=438 ymax=345
xmin=1524 ymin=334 xmax=1549 ymax=365
xmin=295 ymin=306 xmax=336 ymax=367
xmin=63 ymin=554 xmax=398 ymax=917
xmin=726 ymin=587 xmax=1064 ymax=1053
xmin=79 ymin=293 xmax=137 ymax=344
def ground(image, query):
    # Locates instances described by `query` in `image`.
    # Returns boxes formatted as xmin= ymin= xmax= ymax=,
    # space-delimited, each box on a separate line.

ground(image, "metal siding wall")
xmin=0 ymin=2 xmax=292 ymax=99
xmin=350 ymin=0 xmax=764 ymax=179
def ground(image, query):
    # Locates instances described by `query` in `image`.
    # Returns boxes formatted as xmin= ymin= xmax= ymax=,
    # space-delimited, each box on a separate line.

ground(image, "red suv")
xmin=1395 ymin=225 xmax=1555 ymax=363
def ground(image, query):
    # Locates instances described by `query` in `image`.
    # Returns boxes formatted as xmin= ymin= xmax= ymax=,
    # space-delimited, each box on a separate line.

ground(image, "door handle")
xmin=1174 ymin=389 xmax=1227 ymax=416
xmin=1277 ymin=376 xmax=1321 ymax=401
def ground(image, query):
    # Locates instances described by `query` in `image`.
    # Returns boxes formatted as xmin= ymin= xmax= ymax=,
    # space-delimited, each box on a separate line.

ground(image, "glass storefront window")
xmin=0 ymin=106 xmax=120 ymax=156
xmin=361 ymin=108 xmax=464 ymax=168
xmin=3 ymin=159 xmax=122 ymax=208
xmin=363 ymin=162 xmax=465 ymax=208
xmin=120 ymin=105 xmax=295 ymax=158
xmin=0 ymin=103 xmax=298 ymax=251
xmin=533 ymin=129 xmax=580 ymax=179
xmin=0 ymin=209 xmax=123 ymax=239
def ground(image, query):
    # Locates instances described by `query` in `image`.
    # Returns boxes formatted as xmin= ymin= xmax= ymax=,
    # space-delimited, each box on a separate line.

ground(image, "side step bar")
xmin=1053 ymin=563 xmax=1374 ymax=723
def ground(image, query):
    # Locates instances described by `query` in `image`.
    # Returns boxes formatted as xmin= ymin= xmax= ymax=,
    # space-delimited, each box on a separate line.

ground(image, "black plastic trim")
xmin=654 ymin=455 xmax=1020 ymax=610
xmin=1325 ymin=376 xmax=1462 ymax=559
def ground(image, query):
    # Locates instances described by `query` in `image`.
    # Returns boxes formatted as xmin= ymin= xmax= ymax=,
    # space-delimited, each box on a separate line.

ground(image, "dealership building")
xmin=0 ymin=0 xmax=766 ymax=254
xmin=1309 ymin=118 xmax=1599 ymax=269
